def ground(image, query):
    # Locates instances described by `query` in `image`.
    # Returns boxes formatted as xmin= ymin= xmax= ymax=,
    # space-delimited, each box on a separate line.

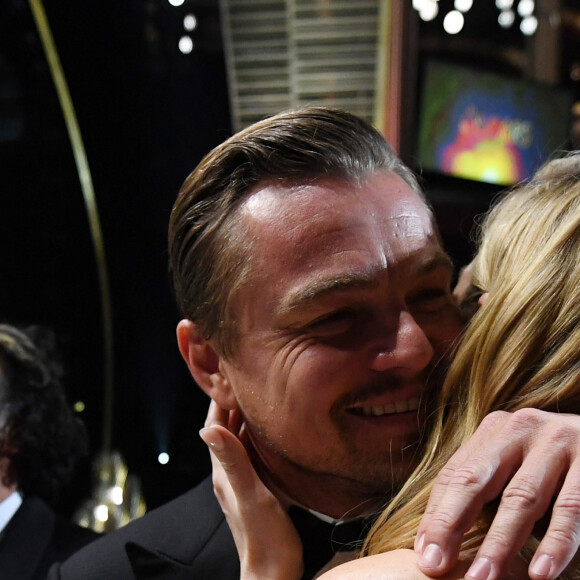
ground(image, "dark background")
xmin=0 ymin=0 xmax=231 ymax=514
xmin=0 ymin=0 xmax=578 ymax=517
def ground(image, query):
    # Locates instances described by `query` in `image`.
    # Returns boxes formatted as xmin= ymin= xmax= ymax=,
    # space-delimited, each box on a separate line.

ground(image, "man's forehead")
xmin=240 ymin=179 xmax=329 ymax=221
xmin=239 ymin=173 xmax=429 ymax=220
xmin=236 ymin=174 xmax=440 ymax=272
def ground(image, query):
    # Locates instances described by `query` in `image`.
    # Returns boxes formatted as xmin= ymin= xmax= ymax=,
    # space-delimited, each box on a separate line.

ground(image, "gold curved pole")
xmin=29 ymin=0 xmax=115 ymax=453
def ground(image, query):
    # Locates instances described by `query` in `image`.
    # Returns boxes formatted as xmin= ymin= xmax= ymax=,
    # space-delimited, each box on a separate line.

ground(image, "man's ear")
xmin=176 ymin=319 xmax=237 ymax=410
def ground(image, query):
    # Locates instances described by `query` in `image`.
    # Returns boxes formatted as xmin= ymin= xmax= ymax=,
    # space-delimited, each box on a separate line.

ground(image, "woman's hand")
xmin=200 ymin=400 xmax=304 ymax=580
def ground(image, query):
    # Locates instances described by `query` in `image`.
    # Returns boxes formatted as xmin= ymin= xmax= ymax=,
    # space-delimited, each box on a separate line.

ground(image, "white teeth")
xmin=353 ymin=396 xmax=420 ymax=417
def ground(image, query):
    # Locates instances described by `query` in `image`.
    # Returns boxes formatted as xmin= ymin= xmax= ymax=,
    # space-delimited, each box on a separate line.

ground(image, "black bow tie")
xmin=288 ymin=506 xmax=376 ymax=580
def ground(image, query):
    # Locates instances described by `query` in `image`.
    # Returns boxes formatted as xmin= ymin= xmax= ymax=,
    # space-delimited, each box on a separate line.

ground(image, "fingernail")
xmin=466 ymin=557 xmax=492 ymax=580
xmin=419 ymin=543 xmax=443 ymax=569
xmin=530 ymin=554 xmax=553 ymax=578
xmin=415 ymin=532 xmax=425 ymax=553
xmin=199 ymin=427 xmax=223 ymax=450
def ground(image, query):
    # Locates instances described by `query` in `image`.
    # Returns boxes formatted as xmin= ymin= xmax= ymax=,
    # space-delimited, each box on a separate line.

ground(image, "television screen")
xmin=416 ymin=59 xmax=574 ymax=186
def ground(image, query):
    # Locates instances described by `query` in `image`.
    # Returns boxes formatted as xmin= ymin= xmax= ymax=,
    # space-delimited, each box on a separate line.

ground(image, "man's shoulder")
xmin=122 ymin=475 xmax=223 ymax=534
xmin=0 ymin=496 xmax=100 ymax=580
xmin=50 ymin=476 xmax=239 ymax=580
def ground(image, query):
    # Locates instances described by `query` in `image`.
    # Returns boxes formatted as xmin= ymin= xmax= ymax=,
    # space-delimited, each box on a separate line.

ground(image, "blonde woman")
xmin=201 ymin=153 xmax=580 ymax=580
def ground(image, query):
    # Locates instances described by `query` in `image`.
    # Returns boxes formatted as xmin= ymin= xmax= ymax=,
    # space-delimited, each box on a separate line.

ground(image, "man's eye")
xmin=307 ymin=309 xmax=354 ymax=332
xmin=408 ymin=289 xmax=451 ymax=312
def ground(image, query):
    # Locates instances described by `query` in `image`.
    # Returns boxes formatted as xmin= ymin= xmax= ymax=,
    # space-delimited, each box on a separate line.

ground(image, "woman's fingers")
xmin=200 ymin=403 xmax=303 ymax=580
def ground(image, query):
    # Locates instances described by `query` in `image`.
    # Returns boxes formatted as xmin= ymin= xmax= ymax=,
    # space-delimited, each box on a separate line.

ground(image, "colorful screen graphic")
xmin=416 ymin=60 xmax=573 ymax=185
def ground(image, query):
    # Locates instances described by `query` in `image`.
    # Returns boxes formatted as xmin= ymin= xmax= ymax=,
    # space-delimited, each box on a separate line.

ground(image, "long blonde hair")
xmin=362 ymin=153 xmax=580 ymax=577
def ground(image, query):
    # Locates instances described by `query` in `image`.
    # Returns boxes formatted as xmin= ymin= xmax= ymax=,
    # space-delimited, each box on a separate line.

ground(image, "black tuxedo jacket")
xmin=48 ymin=476 xmax=240 ymax=580
xmin=49 ymin=475 xmax=366 ymax=580
xmin=0 ymin=496 xmax=99 ymax=580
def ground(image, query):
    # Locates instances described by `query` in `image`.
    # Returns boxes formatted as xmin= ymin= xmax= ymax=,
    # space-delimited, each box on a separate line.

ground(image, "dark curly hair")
xmin=0 ymin=324 xmax=88 ymax=503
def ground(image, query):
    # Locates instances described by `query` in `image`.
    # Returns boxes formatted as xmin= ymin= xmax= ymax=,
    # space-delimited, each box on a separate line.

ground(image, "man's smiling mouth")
xmin=348 ymin=397 xmax=421 ymax=417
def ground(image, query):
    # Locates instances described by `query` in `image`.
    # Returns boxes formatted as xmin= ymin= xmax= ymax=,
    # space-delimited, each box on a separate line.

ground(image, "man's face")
xmin=218 ymin=172 xmax=464 ymax=513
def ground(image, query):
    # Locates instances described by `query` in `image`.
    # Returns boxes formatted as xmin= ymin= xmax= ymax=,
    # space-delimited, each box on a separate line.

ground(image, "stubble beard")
xmin=250 ymin=416 xmax=426 ymax=506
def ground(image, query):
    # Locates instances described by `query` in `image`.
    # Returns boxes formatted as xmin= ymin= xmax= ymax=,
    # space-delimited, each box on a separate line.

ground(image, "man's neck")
xmin=251 ymin=448 xmax=386 ymax=520
xmin=264 ymin=469 xmax=382 ymax=518
xmin=0 ymin=459 xmax=17 ymax=503
xmin=0 ymin=484 xmax=17 ymax=503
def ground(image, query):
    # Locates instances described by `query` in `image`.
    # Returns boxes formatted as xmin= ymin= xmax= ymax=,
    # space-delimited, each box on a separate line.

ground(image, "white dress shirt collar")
xmin=0 ymin=490 xmax=23 ymax=534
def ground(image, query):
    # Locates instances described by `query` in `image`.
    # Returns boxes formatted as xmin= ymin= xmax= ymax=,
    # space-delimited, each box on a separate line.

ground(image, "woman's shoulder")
xmin=317 ymin=549 xmax=469 ymax=580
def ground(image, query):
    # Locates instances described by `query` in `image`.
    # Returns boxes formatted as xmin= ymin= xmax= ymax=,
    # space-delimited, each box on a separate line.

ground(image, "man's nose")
xmin=369 ymin=310 xmax=434 ymax=374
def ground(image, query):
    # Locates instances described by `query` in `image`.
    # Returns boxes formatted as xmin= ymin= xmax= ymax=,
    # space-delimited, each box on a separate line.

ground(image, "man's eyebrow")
xmin=277 ymin=269 xmax=382 ymax=316
xmin=276 ymin=251 xmax=453 ymax=316
xmin=411 ymin=250 xmax=455 ymax=276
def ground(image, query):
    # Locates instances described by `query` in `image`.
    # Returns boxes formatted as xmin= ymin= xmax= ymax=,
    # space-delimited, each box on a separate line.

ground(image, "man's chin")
xmin=337 ymin=443 xmax=423 ymax=493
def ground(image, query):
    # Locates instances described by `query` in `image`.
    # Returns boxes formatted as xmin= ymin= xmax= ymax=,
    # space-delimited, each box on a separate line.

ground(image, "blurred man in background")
xmin=0 ymin=324 xmax=99 ymax=580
